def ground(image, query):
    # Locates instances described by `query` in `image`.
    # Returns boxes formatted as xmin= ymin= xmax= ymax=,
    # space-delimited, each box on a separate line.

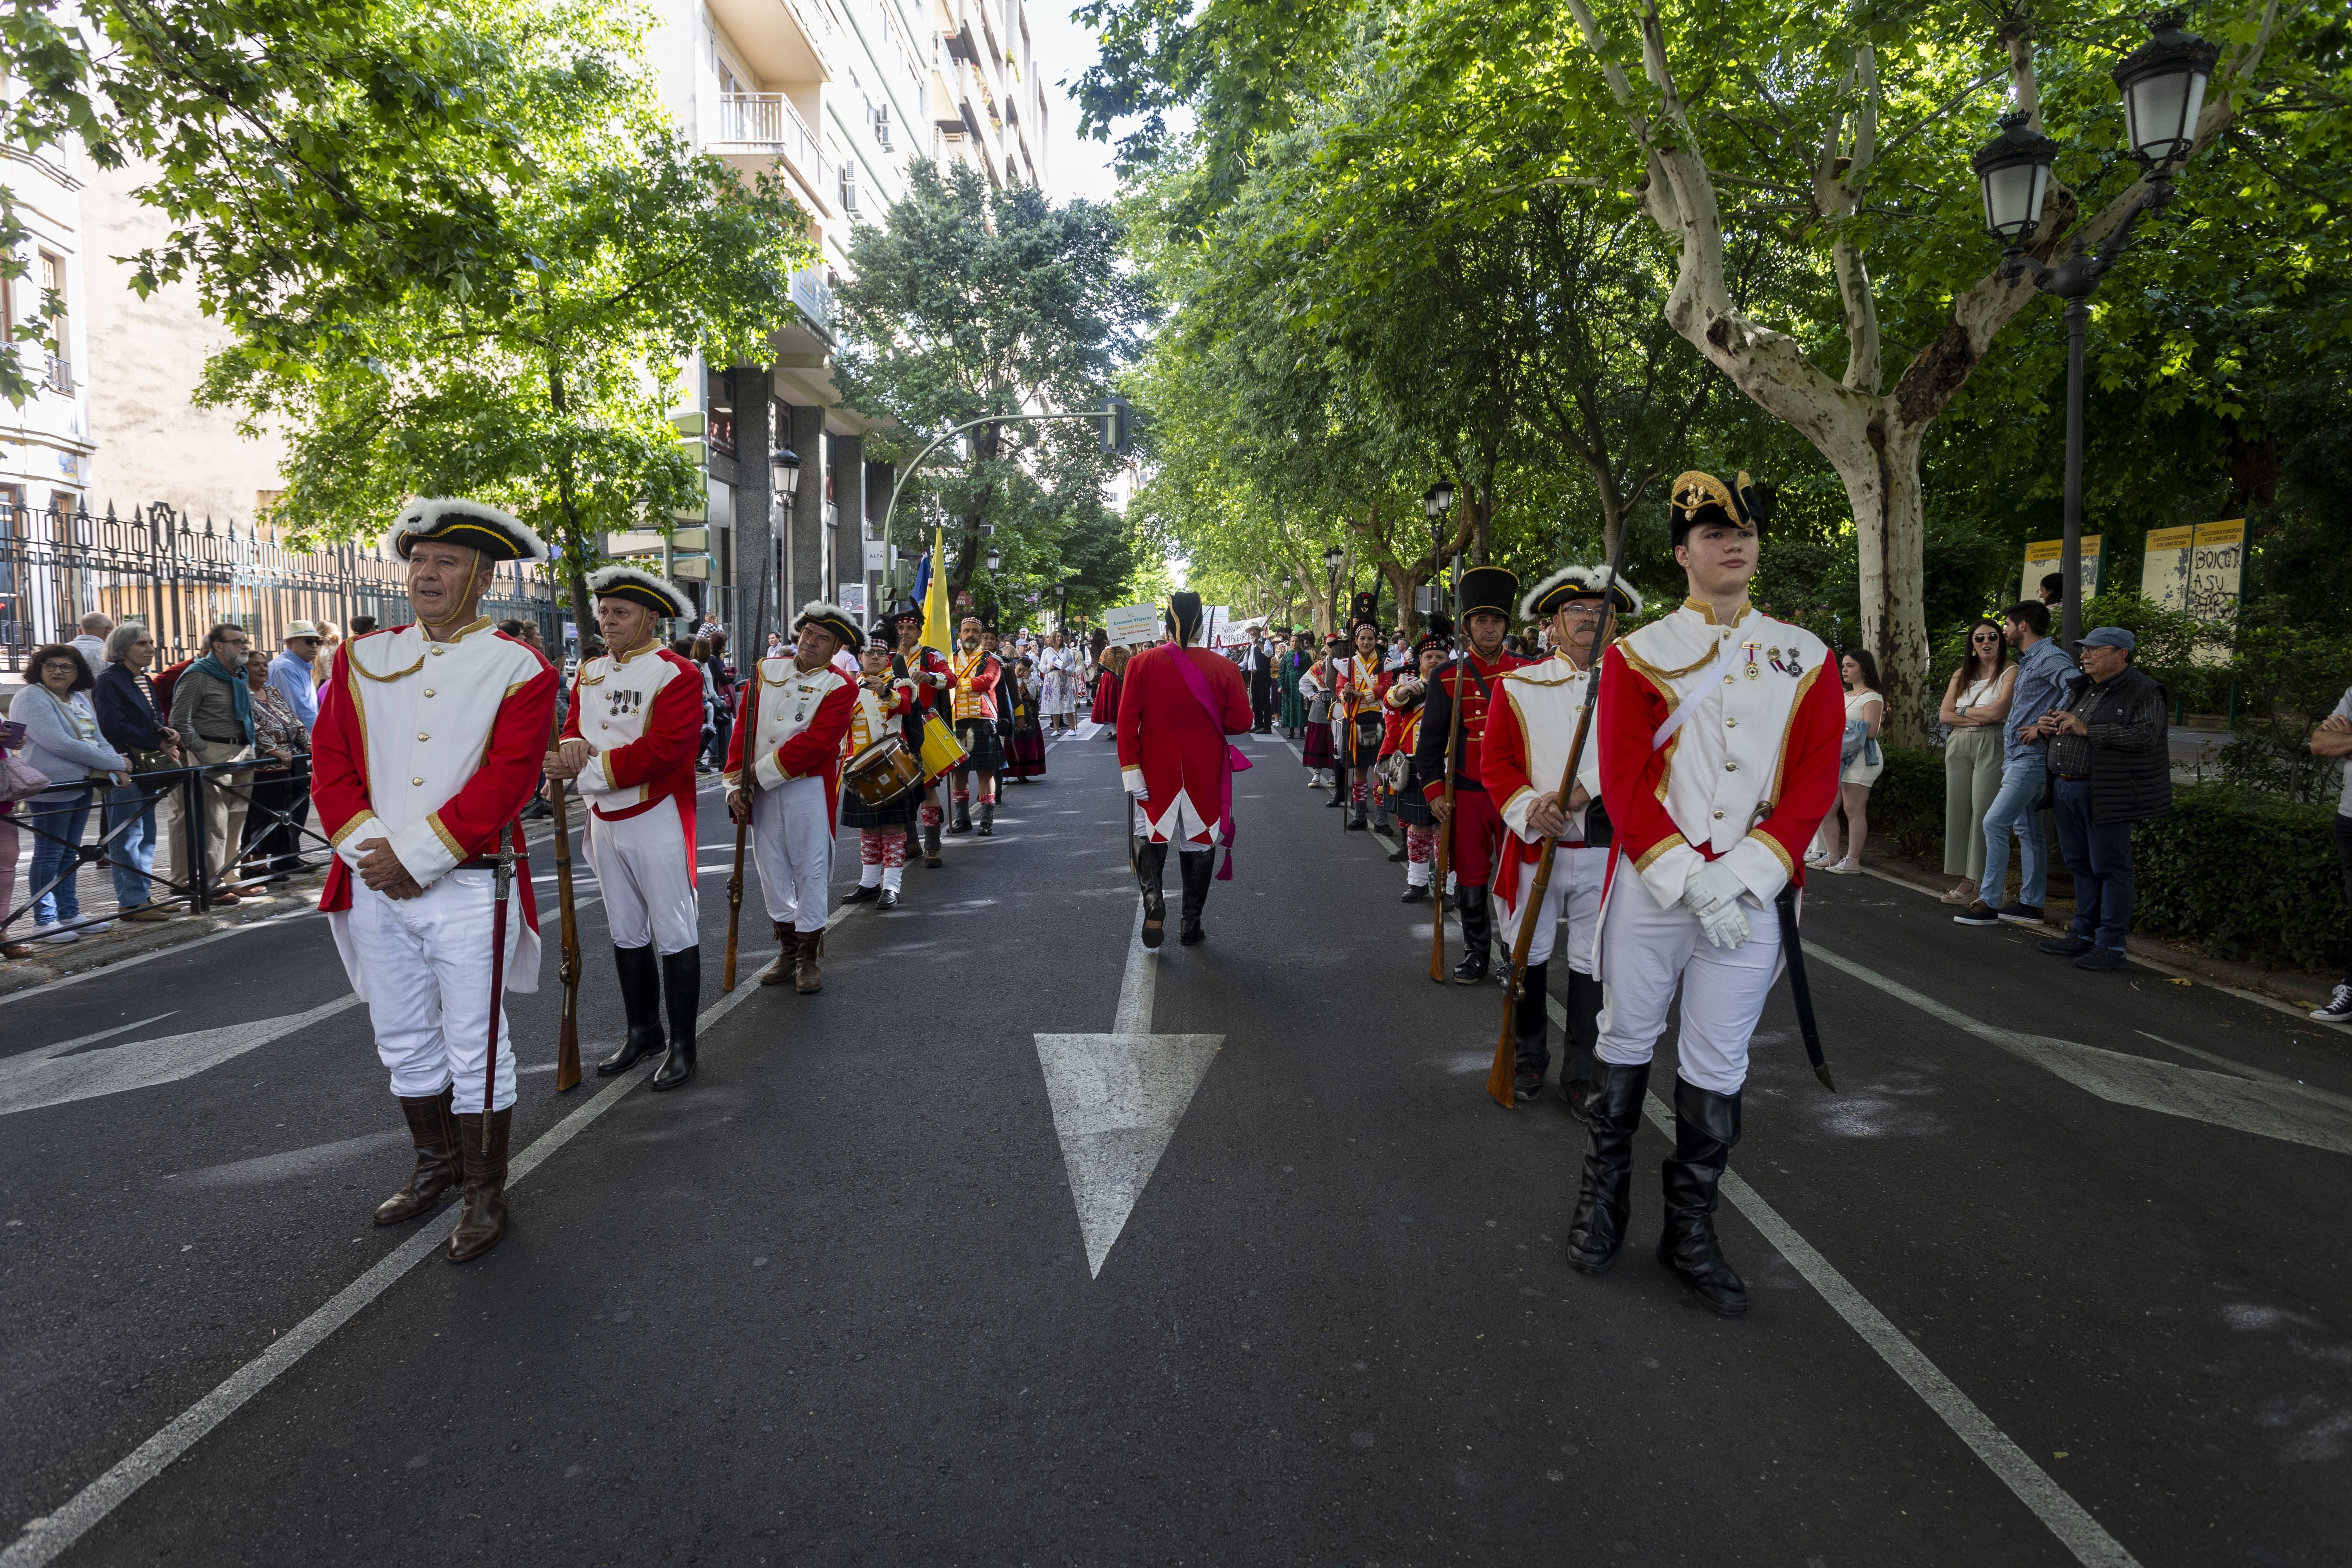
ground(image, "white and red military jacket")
xmin=1479 ymin=650 xmax=1608 ymax=919
xmin=560 ymin=640 xmax=704 ymax=864
xmin=1595 ymin=597 xmax=1845 ymax=913
xmin=1116 ymin=641 xmax=1254 ymax=843
xmin=723 ymin=656 xmax=858 ymax=829
xmin=844 ymin=672 xmax=915 ymax=759
xmin=310 ymin=618 xmax=558 ymax=990
xmin=1413 ymin=647 xmax=1530 ymax=803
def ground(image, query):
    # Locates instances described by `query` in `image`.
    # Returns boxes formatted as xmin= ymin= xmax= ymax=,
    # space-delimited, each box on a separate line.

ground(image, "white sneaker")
xmin=37 ymin=925 xmax=79 ymax=944
xmin=1825 ymin=859 xmax=1861 ymax=876
xmin=2314 ymin=983 xmax=2352 ymax=1023
xmin=1804 ymin=850 xmax=1831 ymax=868
xmin=80 ymin=920 xmax=113 ymax=934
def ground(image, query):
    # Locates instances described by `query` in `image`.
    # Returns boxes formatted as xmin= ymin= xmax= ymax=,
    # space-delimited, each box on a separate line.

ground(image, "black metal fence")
xmin=0 ymin=501 xmax=564 ymax=674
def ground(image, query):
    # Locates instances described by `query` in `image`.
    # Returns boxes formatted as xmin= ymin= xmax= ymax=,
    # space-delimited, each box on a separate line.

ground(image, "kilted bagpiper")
xmin=725 ymin=601 xmax=860 ymax=994
xmin=839 ymin=626 xmax=919 ymax=910
xmin=313 ymin=498 xmax=559 ymax=1264
xmin=548 ymin=564 xmax=705 ymax=1091
xmin=947 ymin=615 xmax=1005 ymax=835
xmin=1380 ymin=616 xmax=1452 ymax=901
xmin=1412 ymin=566 xmax=1529 ymax=983
xmin=1571 ymin=472 xmax=1844 ymax=1316
xmin=1482 ymin=567 xmax=1643 ymax=1109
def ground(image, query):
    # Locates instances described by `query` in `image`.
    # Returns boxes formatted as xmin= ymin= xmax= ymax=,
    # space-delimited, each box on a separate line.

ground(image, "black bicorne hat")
xmin=1669 ymin=470 xmax=1774 ymax=545
xmin=1166 ymin=591 xmax=1205 ymax=644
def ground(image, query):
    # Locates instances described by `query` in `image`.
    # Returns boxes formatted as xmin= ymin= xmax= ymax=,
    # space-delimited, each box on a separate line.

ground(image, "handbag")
xmin=0 ymin=747 xmax=50 ymax=803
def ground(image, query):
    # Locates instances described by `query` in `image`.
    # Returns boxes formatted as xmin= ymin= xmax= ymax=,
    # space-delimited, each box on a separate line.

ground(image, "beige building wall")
xmin=79 ymin=159 xmax=285 ymax=524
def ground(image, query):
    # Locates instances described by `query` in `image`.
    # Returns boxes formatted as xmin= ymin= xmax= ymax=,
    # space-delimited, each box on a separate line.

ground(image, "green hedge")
xmin=1866 ymin=746 xmax=2346 ymax=970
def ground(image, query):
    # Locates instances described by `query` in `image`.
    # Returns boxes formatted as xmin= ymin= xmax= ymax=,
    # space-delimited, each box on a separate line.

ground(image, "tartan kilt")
xmin=1300 ymin=720 xmax=1336 ymax=769
xmin=1390 ymin=771 xmax=1435 ymax=827
xmin=956 ymin=717 xmax=1005 ymax=773
xmin=840 ymin=779 xmax=916 ymax=829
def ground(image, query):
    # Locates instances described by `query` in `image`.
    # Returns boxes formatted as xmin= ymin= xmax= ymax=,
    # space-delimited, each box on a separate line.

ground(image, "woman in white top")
xmin=1937 ymin=618 xmax=2016 ymax=901
xmin=1808 ymin=649 xmax=1884 ymax=874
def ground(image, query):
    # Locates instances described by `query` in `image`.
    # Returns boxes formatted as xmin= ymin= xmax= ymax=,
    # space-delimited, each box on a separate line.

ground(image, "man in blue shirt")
xmin=1954 ymin=599 xmax=2076 ymax=928
xmin=267 ymin=622 xmax=322 ymax=729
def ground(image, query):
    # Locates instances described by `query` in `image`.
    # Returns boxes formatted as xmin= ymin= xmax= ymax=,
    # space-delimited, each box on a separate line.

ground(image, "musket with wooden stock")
xmin=1485 ymin=528 xmax=1628 ymax=1109
xmin=723 ymin=571 xmax=770 ymax=992
xmin=545 ymin=699 xmax=582 ymax=1092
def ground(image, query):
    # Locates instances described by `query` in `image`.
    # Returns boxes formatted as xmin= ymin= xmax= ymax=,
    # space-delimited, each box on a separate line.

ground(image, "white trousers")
xmin=582 ymin=796 xmax=698 ymax=955
xmin=335 ymin=871 xmax=526 ymax=1112
xmin=751 ymin=774 xmax=831 ymax=928
xmin=1594 ymin=868 xmax=1782 ymax=1096
xmin=1498 ymin=843 xmax=1609 ymax=974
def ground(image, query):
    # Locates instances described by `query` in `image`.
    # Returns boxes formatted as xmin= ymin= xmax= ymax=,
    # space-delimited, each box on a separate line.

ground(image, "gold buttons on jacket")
xmin=424 ymin=689 xmax=435 ymax=698
xmin=1714 ymin=810 xmax=1725 ymax=819
xmin=416 ymin=732 xmax=429 ymax=741
xmin=411 ymin=776 xmax=424 ymax=786
xmin=1725 ymin=717 xmax=1738 ymax=728
xmin=430 ymin=647 xmax=443 ymax=656
xmin=1725 ymin=761 xmax=1738 ymax=772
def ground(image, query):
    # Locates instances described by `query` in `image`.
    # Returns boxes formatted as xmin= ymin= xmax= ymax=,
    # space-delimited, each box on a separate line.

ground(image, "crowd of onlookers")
xmin=1 ymin=610 xmax=341 ymax=958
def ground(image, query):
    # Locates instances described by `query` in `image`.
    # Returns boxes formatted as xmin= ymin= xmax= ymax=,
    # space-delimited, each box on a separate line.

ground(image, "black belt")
xmin=456 ymin=854 xmax=509 ymax=870
xmin=2059 ymin=774 xmax=2091 ymax=782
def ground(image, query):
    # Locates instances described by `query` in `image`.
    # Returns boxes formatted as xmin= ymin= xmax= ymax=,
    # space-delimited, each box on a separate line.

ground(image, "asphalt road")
xmin=4 ymin=723 xmax=2349 ymax=1566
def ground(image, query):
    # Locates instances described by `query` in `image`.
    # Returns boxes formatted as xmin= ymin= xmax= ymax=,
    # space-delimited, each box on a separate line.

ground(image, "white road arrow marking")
xmin=1034 ymin=902 xmax=1222 ymax=1278
xmin=0 ymin=995 xmax=363 ymax=1118
xmin=1809 ymin=943 xmax=2352 ymax=1157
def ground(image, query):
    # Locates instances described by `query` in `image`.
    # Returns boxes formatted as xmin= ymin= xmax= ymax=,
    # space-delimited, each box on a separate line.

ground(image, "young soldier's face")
xmin=1675 ymin=522 xmax=1759 ymax=597
xmin=861 ymin=646 xmax=890 ymax=674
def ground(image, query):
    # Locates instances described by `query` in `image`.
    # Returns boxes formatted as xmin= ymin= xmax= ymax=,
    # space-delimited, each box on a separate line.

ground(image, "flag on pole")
xmin=920 ymin=526 xmax=952 ymax=652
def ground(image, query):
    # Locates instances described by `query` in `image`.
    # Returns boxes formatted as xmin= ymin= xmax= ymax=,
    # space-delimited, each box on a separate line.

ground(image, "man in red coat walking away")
xmin=1116 ymin=592 xmax=1253 ymax=948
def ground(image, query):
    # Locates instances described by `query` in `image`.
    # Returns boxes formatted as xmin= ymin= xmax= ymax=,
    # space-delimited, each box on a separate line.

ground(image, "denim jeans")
xmin=24 ymin=789 xmax=94 ymax=927
xmin=1976 ymin=756 xmax=2049 ymax=909
xmin=2053 ymin=776 xmax=2135 ymax=951
xmin=104 ymin=778 xmax=162 ymax=906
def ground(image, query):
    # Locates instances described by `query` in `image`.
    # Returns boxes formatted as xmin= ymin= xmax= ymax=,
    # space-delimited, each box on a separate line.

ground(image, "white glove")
xmin=1121 ymin=766 xmax=1148 ymax=796
xmin=1695 ymin=898 xmax=1751 ymax=950
xmin=1682 ymin=860 xmax=1748 ymax=918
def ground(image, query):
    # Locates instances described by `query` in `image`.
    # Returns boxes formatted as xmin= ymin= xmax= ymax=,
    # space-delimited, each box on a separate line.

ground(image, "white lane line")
xmin=1536 ymin=989 xmax=2139 ymax=1568
xmin=2 ymin=997 xmax=365 ymax=1118
xmin=5 ymin=897 xmax=876 ymax=1565
xmin=2134 ymin=1029 xmax=2352 ymax=1108
xmin=1805 ymin=941 xmax=2352 ymax=1155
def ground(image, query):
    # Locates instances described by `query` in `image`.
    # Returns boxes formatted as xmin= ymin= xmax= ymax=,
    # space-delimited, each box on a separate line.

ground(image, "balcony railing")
xmin=790 ymin=266 xmax=837 ymax=340
xmin=43 ymin=353 xmax=71 ymax=395
xmin=714 ymin=93 xmax=834 ymax=208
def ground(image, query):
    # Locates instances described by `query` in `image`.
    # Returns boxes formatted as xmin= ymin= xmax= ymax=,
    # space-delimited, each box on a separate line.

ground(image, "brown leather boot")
xmin=757 ymin=920 xmax=795 ymax=986
xmin=374 ymin=1087 xmax=459 ymax=1225
xmin=793 ymin=928 xmax=824 ymax=994
xmin=447 ymin=1108 xmax=513 ymax=1264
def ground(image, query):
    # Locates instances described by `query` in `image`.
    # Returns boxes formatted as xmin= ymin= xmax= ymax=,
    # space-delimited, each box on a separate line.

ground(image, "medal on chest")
xmin=1742 ymin=641 xmax=1762 ymax=680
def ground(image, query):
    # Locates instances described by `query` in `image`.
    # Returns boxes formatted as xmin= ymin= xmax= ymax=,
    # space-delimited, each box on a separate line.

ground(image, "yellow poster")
xmin=2020 ymin=536 xmax=2101 ymax=605
xmin=2138 ymin=520 xmax=2245 ymax=622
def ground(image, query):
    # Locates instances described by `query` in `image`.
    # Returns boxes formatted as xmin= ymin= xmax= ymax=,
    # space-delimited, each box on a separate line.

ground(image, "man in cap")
xmin=1118 ymin=591 xmax=1253 ymax=947
xmin=726 ymin=601 xmax=860 ymax=993
xmin=1412 ymin=566 xmax=1528 ymax=982
xmin=1571 ymin=472 xmax=1844 ymax=1316
xmin=947 ymin=613 xmax=1005 ymax=836
xmin=312 ymin=498 xmax=560 ymax=1263
xmin=260 ymin=620 xmax=325 ymax=871
xmin=2024 ymin=624 xmax=2171 ymax=972
xmin=1484 ymin=567 xmax=1644 ymax=1109
xmin=544 ymin=565 xmax=704 ymax=1090
xmin=892 ymin=603 xmax=956 ymax=866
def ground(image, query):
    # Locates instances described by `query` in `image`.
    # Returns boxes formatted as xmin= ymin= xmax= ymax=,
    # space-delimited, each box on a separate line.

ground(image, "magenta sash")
xmin=1166 ymin=647 xmax=1253 ymax=880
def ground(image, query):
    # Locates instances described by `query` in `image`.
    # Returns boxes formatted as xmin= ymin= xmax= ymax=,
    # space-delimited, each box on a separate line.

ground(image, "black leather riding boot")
xmin=1512 ymin=959 xmax=1550 ymax=1100
xmin=650 ymin=947 xmax=700 ymax=1092
xmin=1134 ymin=839 xmax=1170 ymax=949
xmin=597 ymin=944 xmax=665 ymax=1075
xmin=1452 ymin=885 xmax=1491 ymax=983
xmin=1657 ymin=1077 xmax=1749 ymax=1316
xmin=374 ymin=1087 xmax=459 ymax=1225
xmin=1560 ymin=968 xmax=1605 ymax=1121
xmin=1565 ymin=1061 xmax=1651 ymax=1275
xmin=1178 ymin=849 xmax=1213 ymax=945
xmin=447 ymin=1108 xmax=513 ymax=1264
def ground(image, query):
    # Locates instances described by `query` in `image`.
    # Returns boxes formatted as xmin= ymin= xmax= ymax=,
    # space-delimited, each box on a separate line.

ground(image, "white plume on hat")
xmin=1520 ymin=565 xmax=1644 ymax=622
xmin=389 ymin=497 xmax=551 ymax=562
xmin=586 ymin=563 xmax=691 ymax=616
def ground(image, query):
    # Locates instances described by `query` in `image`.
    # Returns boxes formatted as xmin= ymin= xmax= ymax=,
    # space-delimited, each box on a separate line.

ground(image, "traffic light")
xmin=1100 ymin=395 xmax=1131 ymax=457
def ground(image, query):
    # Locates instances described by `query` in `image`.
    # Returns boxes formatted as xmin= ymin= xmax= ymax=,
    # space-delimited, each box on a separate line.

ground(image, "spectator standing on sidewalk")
xmin=15 ymin=644 xmax=131 ymax=942
xmin=2307 ymin=689 xmax=2352 ymax=1023
xmin=68 ymin=612 xmax=113 ymax=677
xmin=239 ymin=646 xmax=308 ymax=880
xmin=1806 ymin=650 xmax=1883 ymax=875
xmin=1955 ymin=601 xmax=2076 ymax=929
xmin=93 ymin=622 xmax=182 ymax=920
xmin=2027 ymin=626 xmax=2169 ymax=973
xmin=168 ymin=624 xmax=260 ymax=904
xmin=1 ymin=715 xmax=33 ymax=958
xmin=264 ymin=622 xmax=322 ymax=870
xmin=1938 ymin=618 xmax=2015 ymax=902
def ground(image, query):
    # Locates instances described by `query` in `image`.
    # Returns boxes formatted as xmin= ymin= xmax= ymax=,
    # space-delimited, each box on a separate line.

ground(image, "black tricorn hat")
xmin=1348 ymin=590 xmax=1381 ymax=631
xmin=1166 ymin=591 xmax=1205 ymax=644
xmin=1669 ymin=470 xmax=1774 ymax=545
xmin=1457 ymin=565 xmax=1519 ymax=622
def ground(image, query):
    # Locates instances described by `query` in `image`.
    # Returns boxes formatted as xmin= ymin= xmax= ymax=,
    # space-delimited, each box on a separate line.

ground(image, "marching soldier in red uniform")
xmin=1482 ymin=566 xmax=1644 ymax=1108
xmin=1412 ymin=566 xmax=1527 ymax=982
xmin=314 ymin=499 xmax=559 ymax=1264
xmin=892 ymin=604 xmax=956 ymax=867
xmin=1569 ymin=472 xmax=1844 ymax=1316
xmin=546 ymin=565 xmax=704 ymax=1090
xmin=1118 ymin=591 xmax=1254 ymax=947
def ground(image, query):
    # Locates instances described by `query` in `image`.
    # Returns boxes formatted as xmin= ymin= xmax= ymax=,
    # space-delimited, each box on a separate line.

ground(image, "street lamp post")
xmin=768 ymin=444 xmax=800 ymax=639
xmin=1322 ymin=544 xmax=1344 ymax=638
xmin=1422 ymin=481 xmax=1456 ymax=643
xmin=1969 ymin=10 xmax=2215 ymax=651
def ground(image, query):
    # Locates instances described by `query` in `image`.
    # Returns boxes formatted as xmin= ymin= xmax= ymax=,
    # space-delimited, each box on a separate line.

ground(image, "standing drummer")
xmin=839 ymin=627 xmax=918 ymax=910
